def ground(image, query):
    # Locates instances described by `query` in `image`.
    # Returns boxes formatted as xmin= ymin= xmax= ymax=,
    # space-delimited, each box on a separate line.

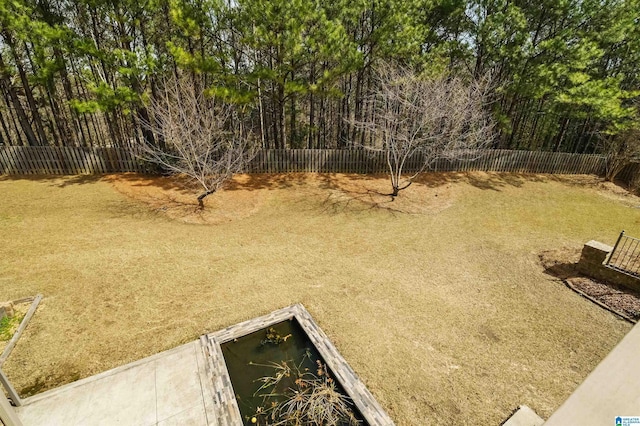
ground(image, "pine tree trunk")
xmin=0 ymin=54 xmax=39 ymax=146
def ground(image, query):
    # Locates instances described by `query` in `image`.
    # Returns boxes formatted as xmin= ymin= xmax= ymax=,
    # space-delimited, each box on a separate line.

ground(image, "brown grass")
xmin=1 ymin=172 xmax=640 ymax=425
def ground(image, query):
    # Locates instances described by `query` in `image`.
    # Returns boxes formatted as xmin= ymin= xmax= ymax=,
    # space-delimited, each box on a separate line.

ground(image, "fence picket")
xmin=565 ymin=153 xmax=574 ymax=173
xmin=0 ymin=146 xmax=10 ymax=174
xmin=12 ymin=145 xmax=28 ymax=174
xmin=17 ymin=146 xmax=33 ymax=174
xmin=0 ymin=146 xmax=622 ymax=181
xmin=93 ymin=148 xmax=104 ymax=173
xmin=580 ymin=155 xmax=589 ymax=174
xmin=45 ymin=146 xmax=58 ymax=173
xmin=33 ymin=147 xmax=46 ymax=174
xmin=87 ymin=148 xmax=98 ymax=173
xmin=66 ymin=146 xmax=79 ymax=173
xmin=16 ymin=146 xmax=37 ymax=175
xmin=8 ymin=147 xmax=21 ymax=173
xmin=51 ymin=146 xmax=62 ymax=173
xmin=3 ymin=146 xmax=17 ymax=173
xmin=566 ymin=153 xmax=575 ymax=174
xmin=81 ymin=147 xmax=92 ymax=173
xmin=125 ymin=146 xmax=135 ymax=171
xmin=107 ymin=148 xmax=117 ymax=172
xmin=119 ymin=148 xmax=131 ymax=172
xmin=28 ymin=146 xmax=41 ymax=173
xmin=7 ymin=147 xmax=20 ymax=174
xmin=70 ymin=146 xmax=81 ymax=173
xmin=32 ymin=146 xmax=44 ymax=173
xmin=74 ymin=147 xmax=85 ymax=173
xmin=82 ymin=147 xmax=94 ymax=173
xmin=42 ymin=146 xmax=55 ymax=174
xmin=556 ymin=153 xmax=566 ymax=174
xmin=592 ymin=155 xmax=602 ymax=175
xmin=493 ymin=150 xmax=502 ymax=172
xmin=560 ymin=153 xmax=569 ymax=174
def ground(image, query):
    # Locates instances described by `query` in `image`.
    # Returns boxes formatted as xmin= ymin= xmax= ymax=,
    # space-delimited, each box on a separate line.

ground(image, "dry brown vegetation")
xmin=539 ymin=246 xmax=640 ymax=322
xmin=1 ymin=172 xmax=640 ymax=425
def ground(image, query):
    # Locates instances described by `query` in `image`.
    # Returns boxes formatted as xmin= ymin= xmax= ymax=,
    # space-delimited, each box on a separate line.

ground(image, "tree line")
xmin=0 ymin=0 xmax=638 ymax=153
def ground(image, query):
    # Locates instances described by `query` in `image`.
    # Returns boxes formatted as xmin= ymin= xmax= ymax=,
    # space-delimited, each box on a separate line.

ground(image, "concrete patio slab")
xmin=155 ymin=345 xmax=202 ymax=422
xmin=502 ymin=405 xmax=544 ymax=426
xmin=157 ymin=404 xmax=207 ymax=426
xmin=544 ymin=322 xmax=640 ymax=425
xmin=16 ymin=341 xmax=210 ymax=426
xmin=74 ymin=359 xmax=157 ymax=426
xmin=9 ymin=305 xmax=391 ymax=425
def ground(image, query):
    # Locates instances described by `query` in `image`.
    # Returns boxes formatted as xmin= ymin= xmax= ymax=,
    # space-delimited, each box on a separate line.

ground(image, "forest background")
xmin=0 ymin=0 xmax=638 ymax=153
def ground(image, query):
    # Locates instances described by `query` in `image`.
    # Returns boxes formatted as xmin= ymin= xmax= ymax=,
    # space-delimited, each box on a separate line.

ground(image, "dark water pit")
xmin=203 ymin=305 xmax=392 ymax=425
xmin=221 ymin=318 xmax=365 ymax=425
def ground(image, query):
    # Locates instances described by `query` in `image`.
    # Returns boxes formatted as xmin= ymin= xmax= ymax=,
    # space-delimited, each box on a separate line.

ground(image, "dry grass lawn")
xmin=1 ymin=172 xmax=639 ymax=425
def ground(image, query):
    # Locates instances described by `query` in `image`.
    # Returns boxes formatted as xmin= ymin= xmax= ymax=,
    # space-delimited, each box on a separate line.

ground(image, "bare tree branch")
xmin=137 ymin=76 xmax=257 ymax=208
xmin=350 ymin=63 xmax=496 ymax=197
xmin=602 ymin=125 xmax=640 ymax=182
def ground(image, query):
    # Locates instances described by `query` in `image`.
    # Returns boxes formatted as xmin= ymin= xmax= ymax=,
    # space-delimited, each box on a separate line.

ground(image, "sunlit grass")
xmin=1 ymin=172 xmax=639 ymax=425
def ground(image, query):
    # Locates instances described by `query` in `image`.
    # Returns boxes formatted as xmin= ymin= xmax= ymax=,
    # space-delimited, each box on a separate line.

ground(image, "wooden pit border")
xmin=199 ymin=303 xmax=394 ymax=425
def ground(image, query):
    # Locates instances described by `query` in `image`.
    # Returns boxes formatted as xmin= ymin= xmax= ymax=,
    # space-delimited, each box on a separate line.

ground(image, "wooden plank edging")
xmin=202 ymin=304 xmax=395 ymax=425
xmin=0 ymin=295 xmax=43 ymax=367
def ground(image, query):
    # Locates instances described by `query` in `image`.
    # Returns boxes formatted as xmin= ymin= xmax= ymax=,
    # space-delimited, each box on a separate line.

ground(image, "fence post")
xmin=0 ymin=368 xmax=21 ymax=408
xmin=606 ymin=230 xmax=625 ymax=266
xmin=0 ymin=390 xmax=23 ymax=426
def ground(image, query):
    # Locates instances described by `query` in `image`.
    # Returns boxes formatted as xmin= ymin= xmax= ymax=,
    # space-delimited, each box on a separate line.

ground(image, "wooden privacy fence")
xmin=250 ymin=148 xmax=606 ymax=174
xmin=617 ymin=161 xmax=640 ymax=185
xmin=0 ymin=146 xmax=146 ymax=175
xmin=0 ymin=146 xmax=608 ymax=176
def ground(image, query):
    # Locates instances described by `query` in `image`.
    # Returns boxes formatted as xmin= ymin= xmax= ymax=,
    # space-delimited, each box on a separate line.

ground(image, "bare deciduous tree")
xmin=351 ymin=64 xmax=495 ymax=197
xmin=139 ymin=77 xmax=256 ymax=208
xmin=603 ymin=128 xmax=640 ymax=182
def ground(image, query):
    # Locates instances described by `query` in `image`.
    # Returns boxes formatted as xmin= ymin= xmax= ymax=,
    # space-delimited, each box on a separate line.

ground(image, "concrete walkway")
xmin=502 ymin=406 xmax=544 ymax=426
xmin=11 ymin=320 xmax=640 ymax=425
xmin=15 ymin=341 xmax=213 ymax=426
xmin=544 ymin=321 xmax=640 ymax=425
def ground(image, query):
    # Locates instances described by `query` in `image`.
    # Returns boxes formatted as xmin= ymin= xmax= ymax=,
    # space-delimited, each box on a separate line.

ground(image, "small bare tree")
xmin=352 ymin=64 xmax=495 ymax=197
xmin=139 ymin=77 xmax=256 ymax=208
xmin=603 ymin=128 xmax=640 ymax=182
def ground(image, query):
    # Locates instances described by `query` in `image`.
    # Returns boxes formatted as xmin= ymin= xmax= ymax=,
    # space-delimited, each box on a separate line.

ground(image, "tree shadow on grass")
xmin=539 ymin=246 xmax=640 ymax=321
xmin=313 ymin=171 xmax=560 ymax=214
xmin=18 ymin=362 xmax=82 ymax=398
xmin=0 ymin=170 xmax=579 ymax=193
xmin=347 ymin=171 xmax=550 ymax=192
xmin=5 ymin=171 xmax=620 ymax=219
xmin=102 ymin=173 xmax=195 ymax=194
xmin=105 ymin=175 xmax=219 ymax=218
xmin=0 ymin=173 xmax=182 ymax=191
xmin=223 ymin=173 xmax=311 ymax=191
xmin=538 ymin=247 xmax=582 ymax=280
xmin=0 ymin=174 xmax=102 ymax=187
xmin=312 ymin=173 xmax=452 ymax=215
xmin=319 ymin=187 xmax=402 ymax=215
xmin=455 ymin=172 xmax=548 ymax=191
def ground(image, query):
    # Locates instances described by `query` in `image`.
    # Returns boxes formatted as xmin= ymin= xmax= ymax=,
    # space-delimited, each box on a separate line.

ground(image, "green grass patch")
xmin=0 ymin=314 xmax=23 ymax=341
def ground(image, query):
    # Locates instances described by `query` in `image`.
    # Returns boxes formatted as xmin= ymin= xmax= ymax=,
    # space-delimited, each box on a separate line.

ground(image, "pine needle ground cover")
xmin=1 ymin=172 xmax=638 ymax=425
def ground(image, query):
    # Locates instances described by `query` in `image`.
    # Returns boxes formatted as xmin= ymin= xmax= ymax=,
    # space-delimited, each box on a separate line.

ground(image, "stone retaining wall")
xmin=578 ymin=240 xmax=640 ymax=292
